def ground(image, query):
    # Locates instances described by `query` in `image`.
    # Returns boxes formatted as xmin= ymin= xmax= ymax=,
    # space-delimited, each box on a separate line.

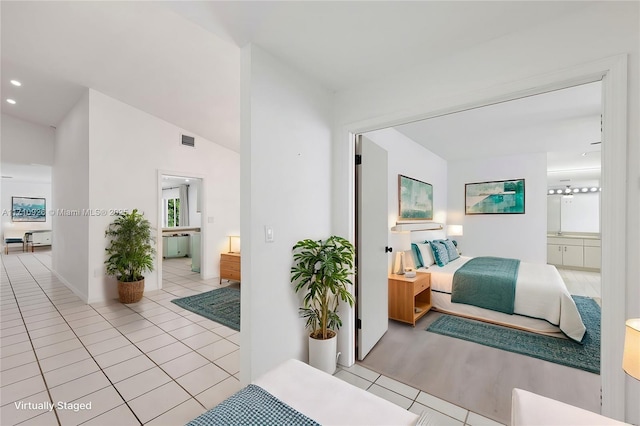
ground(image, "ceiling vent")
xmin=181 ymin=134 xmax=195 ymax=148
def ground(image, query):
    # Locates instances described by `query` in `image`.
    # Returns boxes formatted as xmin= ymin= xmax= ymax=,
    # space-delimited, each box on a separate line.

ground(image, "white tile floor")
xmin=1 ymin=253 xmax=240 ymax=425
xmin=1 ymin=252 xmax=599 ymax=425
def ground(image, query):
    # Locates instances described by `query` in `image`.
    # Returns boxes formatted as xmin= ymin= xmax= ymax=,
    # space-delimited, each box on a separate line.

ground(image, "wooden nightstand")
xmin=220 ymin=253 xmax=241 ymax=284
xmin=388 ymin=272 xmax=432 ymax=326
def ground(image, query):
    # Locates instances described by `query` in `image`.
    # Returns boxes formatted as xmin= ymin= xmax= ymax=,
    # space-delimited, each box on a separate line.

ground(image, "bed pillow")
xmin=437 ymin=239 xmax=459 ymax=262
xmin=430 ymin=241 xmax=449 ymax=267
xmin=410 ymin=243 xmax=423 ymax=268
xmin=416 ymin=242 xmax=435 ymax=267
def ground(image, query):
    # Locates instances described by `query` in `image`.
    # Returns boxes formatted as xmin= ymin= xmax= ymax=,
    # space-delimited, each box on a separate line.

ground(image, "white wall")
xmin=86 ymin=89 xmax=240 ymax=303
xmin=363 ymin=128 xmax=448 ymax=268
xmin=332 ymin=2 xmax=638 ymax=422
xmin=1 ymin=113 xmax=55 ymax=241
xmin=1 ymin=113 xmax=55 ymax=166
xmin=240 ymin=45 xmax=334 ymax=383
xmin=447 ymin=153 xmax=547 ymax=263
xmin=52 ymin=90 xmax=91 ymax=301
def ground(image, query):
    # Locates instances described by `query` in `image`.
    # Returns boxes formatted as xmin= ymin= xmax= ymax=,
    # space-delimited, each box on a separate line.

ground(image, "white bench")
xmin=3 ymin=231 xmax=25 ymax=254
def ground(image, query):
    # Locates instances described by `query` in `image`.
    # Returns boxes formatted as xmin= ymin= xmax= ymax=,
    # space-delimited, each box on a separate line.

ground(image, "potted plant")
xmin=105 ymin=209 xmax=155 ymax=304
xmin=291 ymin=235 xmax=355 ymax=374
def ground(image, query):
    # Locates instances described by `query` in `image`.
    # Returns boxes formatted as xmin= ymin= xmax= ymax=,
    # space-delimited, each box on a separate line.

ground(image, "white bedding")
xmin=254 ymin=359 xmax=419 ymax=425
xmin=422 ymin=256 xmax=586 ymax=341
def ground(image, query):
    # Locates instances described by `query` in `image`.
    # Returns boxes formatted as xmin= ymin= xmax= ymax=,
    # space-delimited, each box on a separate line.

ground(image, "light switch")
xmin=265 ymin=226 xmax=274 ymax=243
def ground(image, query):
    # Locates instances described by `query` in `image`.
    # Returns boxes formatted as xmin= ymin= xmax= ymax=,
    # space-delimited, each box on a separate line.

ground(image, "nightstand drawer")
xmin=221 ymin=269 xmax=241 ymax=281
xmin=413 ymin=276 xmax=430 ymax=296
xmin=220 ymin=260 xmax=240 ymax=272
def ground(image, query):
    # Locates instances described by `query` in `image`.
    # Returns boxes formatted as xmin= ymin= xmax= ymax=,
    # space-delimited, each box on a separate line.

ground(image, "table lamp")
xmin=623 ymin=318 xmax=640 ymax=380
xmin=390 ymin=230 xmax=412 ymax=275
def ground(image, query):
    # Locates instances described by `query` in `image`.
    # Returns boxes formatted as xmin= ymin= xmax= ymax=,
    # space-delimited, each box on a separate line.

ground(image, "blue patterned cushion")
xmin=430 ymin=241 xmax=449 ymax=267
xmin=188 ymin=384 xmax=320 ymax=426
xmin=437 ymin=239 xmax=459 ymax=262
xmin=411 ymin=243 xmax=424 ymax=268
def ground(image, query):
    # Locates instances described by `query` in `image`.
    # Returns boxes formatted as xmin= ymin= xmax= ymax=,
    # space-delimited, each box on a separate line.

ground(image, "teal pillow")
xmin=438 ymin=239 xmax=459 ymax=261
xmin=430 ymin=241 xmax=449 ymax=267
xmin=411 ymin=243 xmax=423 ymax=268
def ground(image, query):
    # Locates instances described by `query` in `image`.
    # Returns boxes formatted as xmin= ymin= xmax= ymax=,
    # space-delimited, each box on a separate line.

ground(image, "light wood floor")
xmin=358 ymin=268 xmax=602 ymax=425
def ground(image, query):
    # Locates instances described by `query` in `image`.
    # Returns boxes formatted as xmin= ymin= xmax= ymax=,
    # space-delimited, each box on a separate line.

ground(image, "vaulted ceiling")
xmin=1 ymin=1 xmax=595 ymax=155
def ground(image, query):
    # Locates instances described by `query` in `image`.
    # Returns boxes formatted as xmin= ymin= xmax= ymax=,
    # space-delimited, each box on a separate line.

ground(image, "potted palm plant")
xmin=291 ymin=235 xmax=355 ymax=374
xmin=105 ymin=209 xmax=155 ymax=304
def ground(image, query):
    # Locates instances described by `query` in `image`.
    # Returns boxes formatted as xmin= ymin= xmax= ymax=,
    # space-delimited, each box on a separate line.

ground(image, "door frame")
xmin=338 ymin=54 xmax=627 ymax=419
xmin=157 ymin=169 xmax=207 ymax=286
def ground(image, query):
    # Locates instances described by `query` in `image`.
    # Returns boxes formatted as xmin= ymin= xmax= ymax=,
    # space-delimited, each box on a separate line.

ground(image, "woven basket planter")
xmin=118 ymin=279 xmax=145 ymax=304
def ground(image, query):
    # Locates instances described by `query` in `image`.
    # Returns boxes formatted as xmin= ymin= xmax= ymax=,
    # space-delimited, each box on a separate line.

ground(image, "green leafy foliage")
xmin=105 ymin=209 xmax=155 ymax=282
xmin=291 ymin=236 xmax=355 ymax=340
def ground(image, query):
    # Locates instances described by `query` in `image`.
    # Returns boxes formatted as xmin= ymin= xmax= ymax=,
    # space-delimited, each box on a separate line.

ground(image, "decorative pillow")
xmin=437 ymin=239 xmax=459 ymax=262
xmin=430 ymin=241 xmax=449 ymax=267
xmin=416 ymin=242 xmax=435 ymax=267
xmin=411 ymin=243 xmax=423 ymax=268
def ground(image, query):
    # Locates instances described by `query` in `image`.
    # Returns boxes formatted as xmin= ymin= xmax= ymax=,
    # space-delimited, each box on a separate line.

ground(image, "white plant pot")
xmin=308 ymin=332 xmax=338 ymax=374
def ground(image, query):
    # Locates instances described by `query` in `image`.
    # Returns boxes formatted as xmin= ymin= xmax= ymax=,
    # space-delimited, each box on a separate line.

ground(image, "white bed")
xmin=422 ymin=255 xmax=586 ymax=341
xmin=255 ymin=359 xmax=419 ymax=425
xmin=190 ymin=359 xmax=419 ymax=425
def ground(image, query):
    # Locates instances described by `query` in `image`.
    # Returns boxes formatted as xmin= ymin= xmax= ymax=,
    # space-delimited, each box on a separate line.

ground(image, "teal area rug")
xmin=427 ymin=296 xmax=600 ymax=374
xmin=172 ymin=288 xmax=240 ymax=331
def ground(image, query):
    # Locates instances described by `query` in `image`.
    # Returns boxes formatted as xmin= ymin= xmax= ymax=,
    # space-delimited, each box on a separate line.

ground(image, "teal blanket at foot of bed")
xmin=187 ymin=384 xmax=320 ymax=426
xmin=451 ymin=256 xmax=520 ymax=314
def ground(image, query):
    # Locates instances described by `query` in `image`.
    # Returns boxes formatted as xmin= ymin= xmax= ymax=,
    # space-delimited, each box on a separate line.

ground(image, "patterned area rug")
xmin=426 ymin=295 xmax=600 ymax=374
xmin=172 ymin=288 xmax=240 ymax=331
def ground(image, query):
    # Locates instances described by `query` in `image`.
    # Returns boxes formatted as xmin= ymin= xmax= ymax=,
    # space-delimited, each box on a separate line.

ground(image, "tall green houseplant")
xmin=105 ymin=209 xmax=155 ymax=303
xmin=291 ymin=236 xmax=355 ymax=340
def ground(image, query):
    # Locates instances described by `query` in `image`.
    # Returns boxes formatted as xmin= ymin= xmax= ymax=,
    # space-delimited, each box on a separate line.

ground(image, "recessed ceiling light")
xmin=185 ymin=179 xmax=190 ymax=182
xmin=6 ymin=99 xmax=16 ymax=105
xmin=10 ymin=80 xmax=22 ymax=87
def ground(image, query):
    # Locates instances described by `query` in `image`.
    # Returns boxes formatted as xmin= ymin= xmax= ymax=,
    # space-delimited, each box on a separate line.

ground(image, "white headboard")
xmin=391 ymin=222 xmax=446 ymax=242
xmin=410 ymin=228 xmax=447 ymax=243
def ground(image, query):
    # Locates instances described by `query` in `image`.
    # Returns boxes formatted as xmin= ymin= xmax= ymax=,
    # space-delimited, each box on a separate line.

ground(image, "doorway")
xmin=345 ymin=55 xmax=627 ymax=419
xmin=160 ymin=174 xmax=203 ymax=281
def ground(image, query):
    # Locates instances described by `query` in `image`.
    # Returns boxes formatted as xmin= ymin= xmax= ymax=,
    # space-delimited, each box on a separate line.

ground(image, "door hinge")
xmin=357 ymin=318 xmax=362 ymax=329
xmin=355 ymin=154 xmax=362 ymax=165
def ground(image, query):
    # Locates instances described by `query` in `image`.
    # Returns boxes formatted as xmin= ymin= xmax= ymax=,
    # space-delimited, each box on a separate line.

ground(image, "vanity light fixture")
xmin=548 ymin=187 xmax=601 ymax=195
xmin=10 ymin=80 xmax=22 ymax=87
xmin=6 ymin=99 xmax=16 ymax=105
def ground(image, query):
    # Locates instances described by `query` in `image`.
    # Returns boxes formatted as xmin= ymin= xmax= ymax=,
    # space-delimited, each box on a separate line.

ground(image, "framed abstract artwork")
xmin=465 ymin=179 xmax=525 ymax=215
xmin=11 ymin=197 xmax=46 ymax=222
xmin=398 ymin=175 xmax=433 ymax=220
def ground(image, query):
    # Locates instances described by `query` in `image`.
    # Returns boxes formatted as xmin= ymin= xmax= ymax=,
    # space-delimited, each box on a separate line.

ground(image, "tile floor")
xmin=2 ymin=252 xmax=596 ymax=425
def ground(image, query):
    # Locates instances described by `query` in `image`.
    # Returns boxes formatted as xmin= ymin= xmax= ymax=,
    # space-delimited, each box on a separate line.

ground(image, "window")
xmin=165 ymin=198 xmax=180 ymax=227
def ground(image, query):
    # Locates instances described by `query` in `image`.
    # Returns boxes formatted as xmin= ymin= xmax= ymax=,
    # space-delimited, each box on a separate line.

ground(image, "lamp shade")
xmin=228 ymin=235 xmax=241 ymax=253
xmin=447 ymin=225 xmax=463 ymax=237
xmin=390 ymin=231 xmax=411 ymax=275
xmin=623 ymin=318 xmax=640 ymax=380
